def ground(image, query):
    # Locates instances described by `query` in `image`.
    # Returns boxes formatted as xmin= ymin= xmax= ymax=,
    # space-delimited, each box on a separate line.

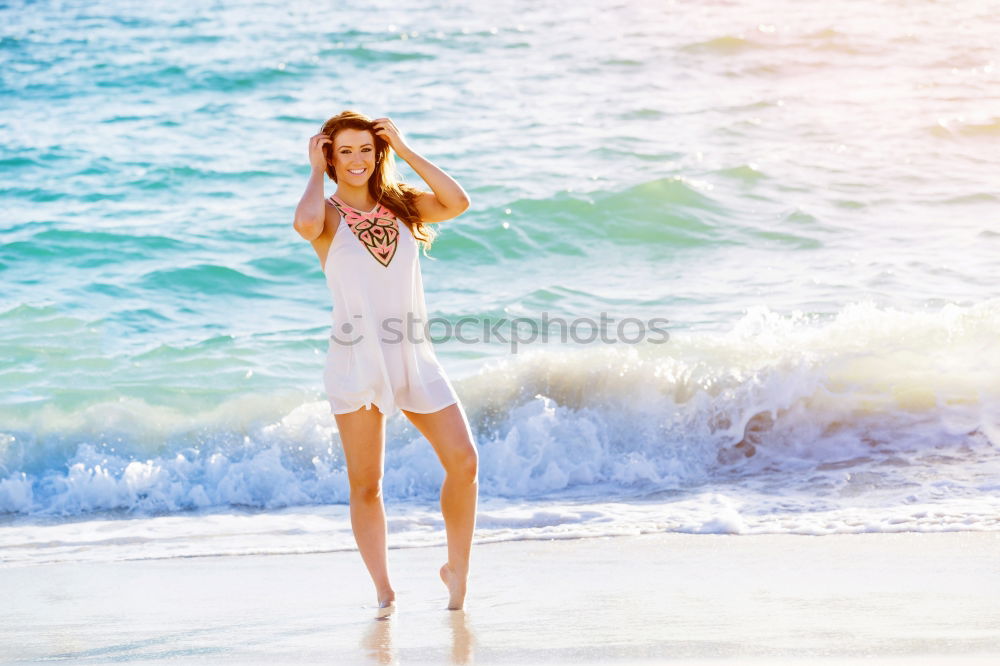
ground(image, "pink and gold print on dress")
xmin=331 ymin=196 xmax=399 ymax=268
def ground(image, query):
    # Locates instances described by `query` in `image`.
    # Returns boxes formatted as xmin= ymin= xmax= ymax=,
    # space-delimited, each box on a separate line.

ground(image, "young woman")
xmin=292 ymin=111 xmax=478 ymax=616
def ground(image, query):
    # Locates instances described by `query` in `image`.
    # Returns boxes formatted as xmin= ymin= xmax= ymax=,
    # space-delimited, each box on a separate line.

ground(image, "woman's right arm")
xmin=293 ymin=133 xmax=331 ymax=241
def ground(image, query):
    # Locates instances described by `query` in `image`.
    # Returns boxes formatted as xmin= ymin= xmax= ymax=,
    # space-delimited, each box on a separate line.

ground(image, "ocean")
xmin=2 ymin=0 xmax=999 ymax=567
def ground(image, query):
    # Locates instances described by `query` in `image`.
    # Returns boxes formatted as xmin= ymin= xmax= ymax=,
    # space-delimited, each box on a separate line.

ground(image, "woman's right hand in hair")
xmin=309 ymin=133 xmax=332 ymax=174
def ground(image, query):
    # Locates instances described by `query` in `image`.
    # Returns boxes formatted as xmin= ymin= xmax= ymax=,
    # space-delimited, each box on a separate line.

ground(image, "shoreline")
xmin=2 ymin=531 xmax=998 ymax=664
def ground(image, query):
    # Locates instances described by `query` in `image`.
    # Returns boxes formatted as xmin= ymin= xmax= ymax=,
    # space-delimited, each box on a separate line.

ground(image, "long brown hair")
xmin=319 ymin=110 xmax=438 ymax=257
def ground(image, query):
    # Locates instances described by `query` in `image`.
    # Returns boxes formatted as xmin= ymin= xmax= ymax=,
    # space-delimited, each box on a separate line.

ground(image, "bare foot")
xmin=439 ymin=562 xmax=468 ymax=610
xmin=375 ymin=589 xmax=396 ymax=619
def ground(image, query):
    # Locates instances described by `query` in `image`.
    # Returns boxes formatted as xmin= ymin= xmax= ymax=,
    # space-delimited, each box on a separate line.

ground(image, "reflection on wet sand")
xmin=359 ymin=607 xmax=475 ymax=665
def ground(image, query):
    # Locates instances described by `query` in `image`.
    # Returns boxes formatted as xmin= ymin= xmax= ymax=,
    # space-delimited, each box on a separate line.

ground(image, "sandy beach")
xmin=2 ymin=531 xmax=999 ymax=665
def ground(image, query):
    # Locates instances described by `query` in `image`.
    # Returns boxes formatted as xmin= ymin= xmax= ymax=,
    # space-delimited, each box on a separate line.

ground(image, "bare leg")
xmin=334 ymin=404 xmax=395 ymax=613
xmin=400 ymin=401 xmax=479 ymax=610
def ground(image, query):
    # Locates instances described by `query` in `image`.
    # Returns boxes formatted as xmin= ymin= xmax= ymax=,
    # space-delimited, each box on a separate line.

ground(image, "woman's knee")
xmin=445 ymin=446 xmax=479 ymax=481
xmin=349 ymin=479 xmax=384 ymax=503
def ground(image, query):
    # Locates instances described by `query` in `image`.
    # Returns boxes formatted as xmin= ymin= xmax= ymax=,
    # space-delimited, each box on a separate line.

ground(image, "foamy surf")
xmin=2 ymin=300 xmax=998 ymax=566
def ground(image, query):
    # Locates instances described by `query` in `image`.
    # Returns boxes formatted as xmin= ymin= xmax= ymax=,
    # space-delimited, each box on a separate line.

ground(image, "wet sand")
xmin=2 ymin=531 xmax=999 ymax=664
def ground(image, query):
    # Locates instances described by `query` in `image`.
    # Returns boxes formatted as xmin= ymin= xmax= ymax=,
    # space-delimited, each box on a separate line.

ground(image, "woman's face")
xmin=332 ymin=128 xmax=377 ymax=184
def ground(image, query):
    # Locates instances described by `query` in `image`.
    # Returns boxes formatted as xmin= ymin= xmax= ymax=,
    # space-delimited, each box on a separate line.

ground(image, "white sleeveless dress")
xmin=322 ymin=194 xmax=459 ymax=415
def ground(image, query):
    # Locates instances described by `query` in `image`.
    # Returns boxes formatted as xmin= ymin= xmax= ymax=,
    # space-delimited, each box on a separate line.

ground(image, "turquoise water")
xmin=2 ymin=0 xmax=999 ymax=562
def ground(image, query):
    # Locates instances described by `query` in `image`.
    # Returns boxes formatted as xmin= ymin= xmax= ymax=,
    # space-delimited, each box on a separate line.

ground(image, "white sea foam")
xmin=2 ymin=300 xmax=998 ymax=565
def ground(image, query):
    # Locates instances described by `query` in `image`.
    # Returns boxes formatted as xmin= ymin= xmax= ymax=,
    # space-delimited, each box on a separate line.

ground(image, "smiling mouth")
xmin=348 ymin=168 xmax=366 ymax=175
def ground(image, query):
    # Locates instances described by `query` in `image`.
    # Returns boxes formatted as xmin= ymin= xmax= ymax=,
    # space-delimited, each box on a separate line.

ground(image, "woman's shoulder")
xmin=323 ymin=197 xmax=343 ymax=234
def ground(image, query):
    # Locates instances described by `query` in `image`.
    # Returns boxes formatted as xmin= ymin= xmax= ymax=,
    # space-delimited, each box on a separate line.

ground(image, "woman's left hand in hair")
xmin=372 ymin=117 xmax=411 ymax=158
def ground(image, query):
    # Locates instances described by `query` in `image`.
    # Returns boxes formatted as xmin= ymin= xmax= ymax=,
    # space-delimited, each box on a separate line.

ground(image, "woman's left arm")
xmin=373 ymin=117 xmax=471 ymax=223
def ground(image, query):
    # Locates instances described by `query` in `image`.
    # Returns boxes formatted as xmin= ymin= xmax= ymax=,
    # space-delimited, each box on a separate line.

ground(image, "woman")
xmin=292 ymin=111 xmax=478 ymax=616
